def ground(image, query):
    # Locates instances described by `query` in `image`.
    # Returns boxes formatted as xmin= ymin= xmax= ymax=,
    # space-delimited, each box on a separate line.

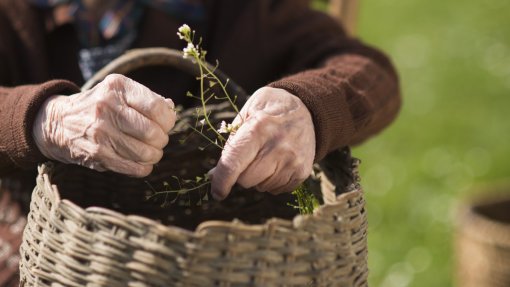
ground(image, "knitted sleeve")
xmin=0 ymin=81 xmax=80 ymax=174
xmin=266 ymin=2 xmax=401 ymax=161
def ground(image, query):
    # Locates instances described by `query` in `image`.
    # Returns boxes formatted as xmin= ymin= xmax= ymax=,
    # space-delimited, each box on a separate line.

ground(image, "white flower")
xmin=218 ymin=121 xmax=228 ymax=133
xmin=177 ymin=24 xmax=191 ymax=40
xmin=178 ymin=24 xmax=191 ymax=35
xmin=228 ymin=123 xmax=239 ymax=134
xmin=199 ymin=119 xmax=205 ymax=126
xmin=217 ymin=121 xmax=239 ymax=134
xmin=183 ymin=43 xmax=199 ymax=59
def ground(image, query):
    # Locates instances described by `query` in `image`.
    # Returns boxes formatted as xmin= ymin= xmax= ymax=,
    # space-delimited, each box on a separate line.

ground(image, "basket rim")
xmin=38 ymin=162 xmax=363 ymax=237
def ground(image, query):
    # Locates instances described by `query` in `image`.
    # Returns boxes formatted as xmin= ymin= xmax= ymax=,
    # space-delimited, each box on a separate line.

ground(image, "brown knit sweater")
xmin=0 ymin=0 xmax=400 ymax=174
xmin=0 ymin=1 xmax=400 ymax=284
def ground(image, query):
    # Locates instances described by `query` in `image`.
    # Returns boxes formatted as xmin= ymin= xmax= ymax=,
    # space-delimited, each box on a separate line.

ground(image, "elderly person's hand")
xmin=209 ymin=87 xmax=315 ymax=200
xmin=33 ymin=74 xmax=176 ymax=177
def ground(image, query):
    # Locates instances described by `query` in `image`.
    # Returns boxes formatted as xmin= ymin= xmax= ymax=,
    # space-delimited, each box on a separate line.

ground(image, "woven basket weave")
xmin=19 ymin=48 xmax=368 ymax=286
xmin=455 ymin=188 xmax=510 ymax=287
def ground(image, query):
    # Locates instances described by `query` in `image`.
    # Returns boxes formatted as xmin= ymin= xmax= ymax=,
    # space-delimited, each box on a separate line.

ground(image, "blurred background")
xmin=313 ymin=0 xmax=510 ymax=286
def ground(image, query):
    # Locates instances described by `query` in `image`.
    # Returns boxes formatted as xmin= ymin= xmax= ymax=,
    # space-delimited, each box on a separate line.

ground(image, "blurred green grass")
xmin=313 ymin=0 xmax=510 ymax=286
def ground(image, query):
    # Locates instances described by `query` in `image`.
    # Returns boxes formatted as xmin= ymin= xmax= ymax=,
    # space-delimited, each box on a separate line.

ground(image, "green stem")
xmin=147 ymin=180 xmax=211 ymax=200
xmin=189 ymin=125 xmax=223 ymax=150
xmin=197 ymin=58 xmax=226 ymax=142
xmin=198 ymin=60 xmax=242 ymax=120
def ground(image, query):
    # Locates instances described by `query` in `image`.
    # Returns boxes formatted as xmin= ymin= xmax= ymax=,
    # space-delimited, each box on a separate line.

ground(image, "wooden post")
xmin=328 ymin=0 xmax=359 ymax=36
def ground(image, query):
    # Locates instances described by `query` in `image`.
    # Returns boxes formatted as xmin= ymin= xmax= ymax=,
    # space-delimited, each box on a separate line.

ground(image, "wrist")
xmin=32 ymin=95 xmax=67 ymax=161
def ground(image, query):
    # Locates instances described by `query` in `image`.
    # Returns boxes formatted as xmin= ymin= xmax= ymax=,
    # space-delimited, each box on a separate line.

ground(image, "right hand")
xmin=33 ymin=74 xmax=176 ymax=177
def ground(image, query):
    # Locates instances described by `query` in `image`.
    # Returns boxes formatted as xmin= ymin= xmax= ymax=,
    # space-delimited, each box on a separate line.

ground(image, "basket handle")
xmin=81 ymin=47 xmax=249 ymax=105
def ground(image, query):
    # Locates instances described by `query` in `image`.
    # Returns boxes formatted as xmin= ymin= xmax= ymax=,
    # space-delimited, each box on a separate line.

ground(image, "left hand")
xmin=209 ymin=87 xmax=316 ymax=200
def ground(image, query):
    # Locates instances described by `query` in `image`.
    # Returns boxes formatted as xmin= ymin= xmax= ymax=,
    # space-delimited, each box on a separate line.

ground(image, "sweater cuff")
xmin=268 ymin=76 xmax=355 ymax=162
xmin=5 ymin=80 xmax=80 ymax=169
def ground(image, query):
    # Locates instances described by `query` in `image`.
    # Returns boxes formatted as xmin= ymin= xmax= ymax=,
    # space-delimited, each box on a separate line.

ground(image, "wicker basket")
xmin=455 ymin=187 xmax=510 ymax=287
xmin=19 ymin=48 xmax=368 ymax=287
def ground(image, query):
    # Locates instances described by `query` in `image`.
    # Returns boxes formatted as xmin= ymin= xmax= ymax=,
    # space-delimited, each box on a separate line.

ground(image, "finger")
xmin=100 ymin=121 xmax=164 ymax=164
xmin=110 ymin=132 xmax=164 ymax=165
xmin=125 ymin=82 xmax=176 ymax=132
xmin=236 ymin=146 xmax=277 ymax=189
xmin=103 ymin=74 xmax=176 ymax=133
xmin=113 ymin=105 xmax=169 ymax=149
xmin=105 ymin=156 xmax=153 ymax=177
xmin=165 ymin=98 xmax=175 ymax=110
xmin=255 ymin=167 xmax=293 ymax=194
xmin=266 ymin=177 xmax=303 ymax=195
xmin=210 ymin=120 xmax=263 ymax=200
xmin=258 ymin=162 xmax=312 ymax=194
xmin=99 ymin=146 xmax=154 ymax=177
xmin=230 ymin=105 xmax=248 ymax=129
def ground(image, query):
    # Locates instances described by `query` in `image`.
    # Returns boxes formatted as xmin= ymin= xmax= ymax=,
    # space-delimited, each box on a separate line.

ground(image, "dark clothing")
xmin=0 ymin=0 xmax=400 ymax=168
xmin=0 ymin=0 xmax=400 ymax=284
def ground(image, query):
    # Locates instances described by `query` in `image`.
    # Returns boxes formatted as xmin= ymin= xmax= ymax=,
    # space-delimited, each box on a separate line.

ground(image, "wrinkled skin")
xmin=209 ymin=87 xmax=316 ymax=200
xmin=33 ymin=74 xmax=176 ymax=177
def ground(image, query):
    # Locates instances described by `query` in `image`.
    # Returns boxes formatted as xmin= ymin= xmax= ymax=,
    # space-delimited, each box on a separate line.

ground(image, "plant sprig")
xmin=287 ymin=184 xmax=320 ymax=215
xmin=147 ymin=24 xmax=320 ymax=215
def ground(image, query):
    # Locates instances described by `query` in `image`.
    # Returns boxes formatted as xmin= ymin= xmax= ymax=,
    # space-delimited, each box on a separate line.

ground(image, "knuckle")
xmin=141 ymin=147 xmax=162 ymax=164
xmin=159 ymin=134 xmax=169 ymax=148
xmin=255 ymin=184 xmax=268 ymax=193
xmin=134 ymin=164 xmax=153 ymax=177
xmin=279 ymin=143 xmax=299 ymax=159
xmin=88 ymin=121 xmax=106 ymax=142
xmin=296 ymin=167 xmax=311 ymax=181
xmin=93 ymin=97 xmax=105 ymax=112
xmin=144 ymin=124 xmax=168 ymax=148
xmin=103 ymin=74 xmax=126 ymax=87
xmin=237 ymin=176 xmax=252 ymax=189
xmin=165 ymin=98 xmax=175 ymax=109
xmin=88 ymin=145 xmax=104 ymax=160
xmin=164 ymin=111 xmax=177 ymax=132
xmin=250 ymin=117 xmax=270 ymax=134
xmin=217 ymin=159 xmax=238 ymax=177
xmin=95 ymin=96 xmax=113 ymax=113
xmin=144 ymin=124 xmax=160 ymax=142
xmin=146 ymin=97 xmax=161 ymax=110
xmin=154 ymin=149 xmax=164 ymax=162
xmin=302 ymin=162 xmax=313 ymax=175
xmin=138 ymin=146 xmax=153 ymax=161
xmin=219 ymin=152 xmax=241 ymax=175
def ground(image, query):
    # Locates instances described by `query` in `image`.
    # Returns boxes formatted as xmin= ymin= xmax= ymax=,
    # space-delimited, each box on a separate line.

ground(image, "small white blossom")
xmin=183 ymin=43 xmax=199 ymax=59
xmin=228 ymin=123 xmax=239 ymax=134
xmin=218 ymin=121 xmax=228 ymax=133
xmin=178 ymin=24 xmax=191 ymax=35
xmin=177 ymin=24 xmax=191 ymax=40
xmin=217 ymin=121 xmax=239 ymax=134
xmin=199 ymin=119 xmax=205 ymax=126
